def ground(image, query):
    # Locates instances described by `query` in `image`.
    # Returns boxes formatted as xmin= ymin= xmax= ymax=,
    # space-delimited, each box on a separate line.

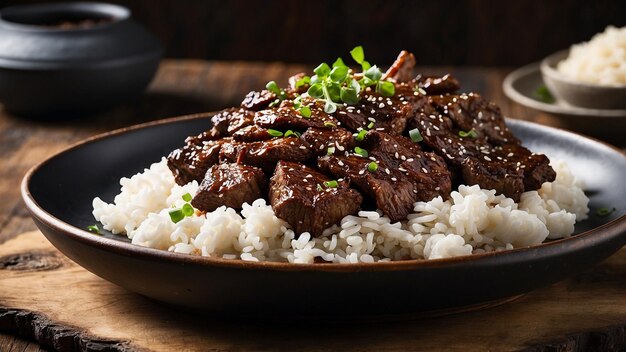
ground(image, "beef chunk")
xmin=334 ymin=86 xmax=420 ymax=135
xmin=254 ymin=98 xmax=338 ymax=131
xmin=300 ymin=127 xmax=356 ymax=156
xmin=318 ymin=131 xmax=451 ymax=221
xmin=415 ymin=74 xmax=461 ymax=95
xmin=288 ymin=72 xmax=310 ymax=94
xmin=220 ymin=136 xmax=313 ymax=172
xmin=384 ymin=50 xmax=416 ymax=82
xmin=167 ymin=138 xmax=229 ymax=185
xmin=210 ymin=108 xmax=255 ymax=137
xmin=270 ymin=161 xmax=362 ymax=236
xmin=231 ymin=125 xmax=273 ymax=142
xmin=429 ymin=93 xmax=518 ymax=145
xmin=241 ymin=90 xmax=276 ymax=111
xmin=192 ymin=163 xmax=267 ymax=212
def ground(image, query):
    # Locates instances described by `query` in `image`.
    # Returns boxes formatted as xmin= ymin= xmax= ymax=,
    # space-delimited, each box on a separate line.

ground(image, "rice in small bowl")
xmin=540 ymin=26 xmax=626 ymax=109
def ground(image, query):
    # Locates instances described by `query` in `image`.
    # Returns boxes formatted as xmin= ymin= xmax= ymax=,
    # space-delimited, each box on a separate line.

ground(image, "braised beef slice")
xmin=429 ymin=93 xmax=518 ymax=145
xmin=210 ymin=108 xmax=256 ymax=137
xmin=254 ymin=98 xmax=337 ymax=131
xmin=167 ymin=138 xmax=229 ymax=186
xmin=191 ymin=163 xmax=267 ymax=212
xmin=288 ymin=73 xmax=310 ymax=94
xmin=231 ymin=124 xmax=273 ymax=142
xmin=220 ymin=136 xmax=313 ymax=172
xmin=415 ymin=74 xmax=461 ymax=95
xmin=334 ymin=85 xmax=421 ymax=135
xmin=270 ymin=161 xmax=362 ymax=237
xmin=405 ymin=93 xmax=555 ymax=200
xmin=300 ymin=127 xmax=356 ymax=156
xmin=318 ymin=131 xmax=450 ymax=221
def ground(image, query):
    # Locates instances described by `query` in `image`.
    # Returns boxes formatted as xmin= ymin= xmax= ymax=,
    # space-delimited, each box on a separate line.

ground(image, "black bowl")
xmin=0 ymin=2 xmax=162 ymax=116
xmin=21 ymin=114 xmax=626 ymax=318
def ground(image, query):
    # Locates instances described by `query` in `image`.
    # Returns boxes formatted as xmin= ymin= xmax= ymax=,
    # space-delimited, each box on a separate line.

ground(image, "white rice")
xmin=92 ymin=158 xmax=589 ymax=263
xmin=557 ymin=25 xmax=626 ymax=86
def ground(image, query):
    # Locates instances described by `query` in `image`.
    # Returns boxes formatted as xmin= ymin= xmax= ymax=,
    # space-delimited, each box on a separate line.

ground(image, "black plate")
xmin=22 ymin=113 xmax=626 ymax=318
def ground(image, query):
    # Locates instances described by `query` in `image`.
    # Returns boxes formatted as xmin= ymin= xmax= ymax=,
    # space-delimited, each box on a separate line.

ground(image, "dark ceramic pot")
xmin=0 ymin=2 xmax=163 ymax=116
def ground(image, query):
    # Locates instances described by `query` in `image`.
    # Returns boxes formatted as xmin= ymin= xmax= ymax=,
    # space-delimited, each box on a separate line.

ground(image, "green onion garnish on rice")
xmin=182 ymin=203 xmax=195 ymax=217
xmin=182 ymin=193 xmax=192 ymax=202
xmin=86 ymin=224 xmax=100 ymax=234
xmin=169 ymin=209 xmax=185 ymax=223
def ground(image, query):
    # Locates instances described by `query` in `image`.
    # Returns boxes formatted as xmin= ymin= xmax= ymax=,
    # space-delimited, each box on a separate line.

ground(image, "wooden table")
xmin=0 ymin=60 xmax=625 ymax=352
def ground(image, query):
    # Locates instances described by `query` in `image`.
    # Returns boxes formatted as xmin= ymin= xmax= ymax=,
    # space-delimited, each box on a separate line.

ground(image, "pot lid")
xmin=0 ymin=2 xmax=162 ymax=68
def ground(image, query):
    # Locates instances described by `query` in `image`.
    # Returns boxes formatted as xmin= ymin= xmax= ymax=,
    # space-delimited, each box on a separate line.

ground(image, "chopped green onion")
xmin=367 ymin=162 xmax=378 ymax=172
xmin=316 ymin=183 xmax=323 ymax=192
xmin=354 ymin=146 xmax=369 ymax=158
xmin=459 ymin=129 xmax=477 ymax=138
xmin=284 ymin=130 xmax=296 ymax=138
xmin=294 ymin=131 xmax=302 ymax=137
xmin=327 ymin=146 xmax=335 ymax=155
xmin=324 ymin=121 xmax=336 ymax=127
xmin=596 ymin=207 xmax=616 ymax=217
xmin=534 ymin=85 xmax=555 ymax=104
xmin=367 ymin=122 xmax=375 ymax=129
xmin=86 ymin=224 xmax=100 ymax=234
xmin=299 ymin=106 xmax=311 ymax=118
xmin=169 ymin=209 xmax=184 ymax=223
xmin=355 ymin=129 xmax=368 ymax=141
xmin=182 ymin=203 xmax=194 ymax=217
xmin=409 ymin=128 xmax=423 ymax=142
xmin=323 ymin=180 xmax=338 ymax=188
xmin=266 ymin=81 xmax=280 ymax=95
xmin=267 ymin=129 xmax=283 ymax=137
xmin=182 ymin=193 xmax=192 ymax=202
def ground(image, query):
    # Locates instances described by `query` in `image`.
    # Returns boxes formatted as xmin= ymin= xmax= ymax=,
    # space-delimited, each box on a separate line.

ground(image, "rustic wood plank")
xmin=2 ymin=231 xmax=626 ymax=352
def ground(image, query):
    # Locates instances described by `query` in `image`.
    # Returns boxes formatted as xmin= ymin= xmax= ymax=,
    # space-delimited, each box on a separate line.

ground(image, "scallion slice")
xmin=409 ymin=128 xmax=423 ymax=142
xmin=367 ymin=122 xmax=375 ymax=129
xmin=86 ymin=224 xmax=100 ymax=234
xmin=354 ymin=146 xmax=369 ymax=158
xmin=182 ymin=203 xmax=195 ymax=217
xmin=324 ymin=121 xmax=336 ymax=127
xmin=284 ymin=130 xmax=295 ymax=138
xmin=169 ymin=209 xmax=184 ymax=223
xmin=596 ymin=207 xmax=616 ymax=217
xmin=355 ymin=130 xmax=368 ymax=141
xmin=459 ymin=129 xmax=477 ymax=138
xmin=182 ymin=193 xmax=192 ymax=202
xmin=327 ymin=146 xmax=335 ymax=155
xmin=323 ymin=180 xmax=338 ymax=188
xmin=367 ymin=162 xmax=378 ymax=172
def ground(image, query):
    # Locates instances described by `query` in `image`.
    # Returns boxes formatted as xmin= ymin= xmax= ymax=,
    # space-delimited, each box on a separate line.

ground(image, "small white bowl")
xmin=540 ymin=50 xmax=626 ymax=109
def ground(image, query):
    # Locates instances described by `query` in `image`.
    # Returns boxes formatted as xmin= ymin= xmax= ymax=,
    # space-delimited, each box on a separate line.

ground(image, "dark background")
xmin=1 ymin=0 xmax=625 ymax=66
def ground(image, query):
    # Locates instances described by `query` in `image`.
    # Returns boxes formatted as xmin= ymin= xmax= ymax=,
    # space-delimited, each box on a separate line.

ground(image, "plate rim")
xmin=21 ymin=112 xmax=626 ymax=273
xmin=502 ymin=62 xmax=626 ymax=118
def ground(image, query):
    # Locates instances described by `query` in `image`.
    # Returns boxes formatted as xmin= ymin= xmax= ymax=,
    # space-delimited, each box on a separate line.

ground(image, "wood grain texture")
xmin=0 ymin=60 xmax=625 ymax=351
xmin=2 ymin=231 xmax=626 ymax=352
